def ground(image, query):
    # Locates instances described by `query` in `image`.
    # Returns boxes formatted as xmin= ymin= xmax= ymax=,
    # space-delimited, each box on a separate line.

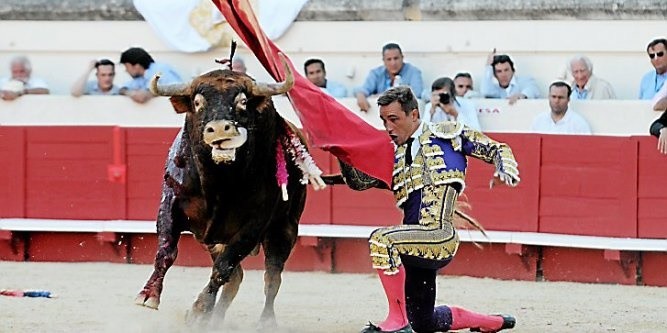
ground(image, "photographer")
xmin=423 ymin=77 xmax=481 ymax=130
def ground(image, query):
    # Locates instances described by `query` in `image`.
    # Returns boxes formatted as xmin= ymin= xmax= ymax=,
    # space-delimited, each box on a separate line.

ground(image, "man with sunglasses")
xmin=639 ymin=38 xmax=667 ymax=100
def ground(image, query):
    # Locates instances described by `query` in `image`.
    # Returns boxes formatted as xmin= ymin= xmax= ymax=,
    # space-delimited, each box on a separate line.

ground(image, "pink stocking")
xmin=376 ymin=267 xmax=409 ymax=331
xmin=449 ymin=306 xmax=503 ymax=332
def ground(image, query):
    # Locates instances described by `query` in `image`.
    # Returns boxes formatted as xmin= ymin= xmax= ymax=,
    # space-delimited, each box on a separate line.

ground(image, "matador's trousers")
xmin=369 ymin=184 xmax=461 ymax=332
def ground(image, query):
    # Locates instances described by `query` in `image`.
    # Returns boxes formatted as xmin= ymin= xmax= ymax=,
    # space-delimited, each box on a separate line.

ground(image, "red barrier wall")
xmin=443 ymin=243 xmax=538 ymax=281
xmin=539 ymin=135 xmax=638 ymax=237
xmin=541 ymin=247 xmax=637 ymax=285
xmin=464 ymin=134 xmax=540 ymax=232
xmin=24 ymin=127 xmax=126 ymax=220
xmin=301 ymin=149 xmax=333 ymax=225
xmin=0 ymin=127 xmax=25 ymax=218
xmin=636 ymin=137 xmax=667 ymax=239
xmin=3 ymin=126 xmax=667 ymax=286
xmin=125 ymin=128 xmax=180 ymax=220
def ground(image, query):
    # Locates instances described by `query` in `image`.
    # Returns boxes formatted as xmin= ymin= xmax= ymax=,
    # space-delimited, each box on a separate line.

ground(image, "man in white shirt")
xmin=0 ymin=55 xmax=49 ymax=101
xmin=531 ymin=81 xmax=592 ymax=135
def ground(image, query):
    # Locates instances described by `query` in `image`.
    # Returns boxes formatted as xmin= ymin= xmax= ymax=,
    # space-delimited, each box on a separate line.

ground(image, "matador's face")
xmin=379 ymin=100 xmax=419 ymax=146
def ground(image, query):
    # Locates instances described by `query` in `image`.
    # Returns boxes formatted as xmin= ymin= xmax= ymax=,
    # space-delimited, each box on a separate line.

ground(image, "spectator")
xmin=0 ymin=55 xmax=49 ymax=101
xmin=480 ymin=50 xmax=540 ymax=105
xmin=653 ymin=83 xmax=667 ymax=111
xmin=70 ymin=59 xmax=120 ymax=97
xmin=649 ymin=110 xmax=667 ymax=154
xmin=423 ymin=77 xmax=481 ymax=130
xmin=303 ymin=58 xmax=347 ymax=98
xmin=567 ymin=55 xmax=616 ymax=100
xmin=119 ymin=47 xmax=182 ymax=104
xmin=639 ymin=38 xmax=667 ymax=100
xmin=353 ymin=42 xmax=424 ymax=112
xmin=531 ymin=81 xmax=591 ymax=135
xmin=231 ymin=57 xmax=247 ymax=74
xmin=453 ymin=72 xmax=480 ymax=98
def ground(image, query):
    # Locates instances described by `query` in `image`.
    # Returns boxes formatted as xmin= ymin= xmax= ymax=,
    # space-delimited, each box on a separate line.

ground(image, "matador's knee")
xmin=369 ymin=228 xmax=402 ymax=275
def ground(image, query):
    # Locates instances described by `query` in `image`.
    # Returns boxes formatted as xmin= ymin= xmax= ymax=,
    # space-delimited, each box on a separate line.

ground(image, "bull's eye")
xmin=235 ymin=92 xmax=248 ymax=112
xmin=193 ymin=94 xmax=206 ymax=113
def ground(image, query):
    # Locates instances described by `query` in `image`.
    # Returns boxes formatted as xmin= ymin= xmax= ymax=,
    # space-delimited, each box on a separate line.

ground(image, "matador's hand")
xmin=490 ymin=171 xmax=519 ymax=188
xmin=658 ymin=128 xmax=667 ymax=155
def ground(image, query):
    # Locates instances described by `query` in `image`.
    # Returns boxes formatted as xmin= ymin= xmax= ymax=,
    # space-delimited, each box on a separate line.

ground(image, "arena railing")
xmin=1 ymin=95 xmax=665 ymax=260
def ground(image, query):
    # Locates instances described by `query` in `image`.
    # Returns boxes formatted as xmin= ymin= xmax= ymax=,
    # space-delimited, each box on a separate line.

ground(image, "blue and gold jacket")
xmin=394 ymin=121 xmax=520 ymax=225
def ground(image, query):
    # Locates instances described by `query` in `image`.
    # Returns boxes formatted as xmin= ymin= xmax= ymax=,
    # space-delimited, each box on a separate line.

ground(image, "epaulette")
xmin=427 ymin=121 xmax=464 ymax=139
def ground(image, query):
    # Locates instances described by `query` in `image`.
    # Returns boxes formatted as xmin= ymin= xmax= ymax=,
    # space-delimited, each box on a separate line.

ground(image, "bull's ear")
xmin=169 ymin=96 xmax=192 ymax=114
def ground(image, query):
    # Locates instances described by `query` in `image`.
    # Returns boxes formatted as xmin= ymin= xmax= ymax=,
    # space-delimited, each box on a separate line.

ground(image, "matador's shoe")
xmin=359 ymin=322 xmax=414 ymax=333
xmin=470 ymin=314 xmax=516 ymax=332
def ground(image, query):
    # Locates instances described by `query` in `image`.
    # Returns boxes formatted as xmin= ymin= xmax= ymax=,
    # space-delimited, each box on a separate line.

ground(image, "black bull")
xmin=135 ymin=56 xmax=325 ymax=328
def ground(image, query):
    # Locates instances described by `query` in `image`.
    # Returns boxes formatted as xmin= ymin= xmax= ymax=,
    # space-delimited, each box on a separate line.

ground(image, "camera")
xmin=438 ymin=92 xmax=451 ymax=105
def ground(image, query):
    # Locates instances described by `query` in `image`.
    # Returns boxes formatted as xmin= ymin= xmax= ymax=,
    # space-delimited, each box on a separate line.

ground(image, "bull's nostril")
xmin=224 ymin=125 xmax=231 ymax=131
xmin=205 ymin=127 xmax=215 ymax=133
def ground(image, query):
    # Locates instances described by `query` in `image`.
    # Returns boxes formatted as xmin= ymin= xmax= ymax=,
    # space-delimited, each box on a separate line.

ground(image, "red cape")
xmin=212 ymin=0 xmax=394 ymax=186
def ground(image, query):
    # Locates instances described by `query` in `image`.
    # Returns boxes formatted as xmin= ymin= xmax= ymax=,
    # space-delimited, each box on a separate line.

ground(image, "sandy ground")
xmin=1 ymin=262 xmax=666 ymax=333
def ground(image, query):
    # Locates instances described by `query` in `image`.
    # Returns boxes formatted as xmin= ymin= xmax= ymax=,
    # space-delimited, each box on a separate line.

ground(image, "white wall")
xmin=0 ymin=96 xmax=659 ymax=137
xmin=0 ymin=20 xmax=665 ymax=99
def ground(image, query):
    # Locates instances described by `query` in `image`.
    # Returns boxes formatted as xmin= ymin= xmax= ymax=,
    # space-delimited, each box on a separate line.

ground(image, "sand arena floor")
xmin=1 ymin=261 xmax=666 ymax=333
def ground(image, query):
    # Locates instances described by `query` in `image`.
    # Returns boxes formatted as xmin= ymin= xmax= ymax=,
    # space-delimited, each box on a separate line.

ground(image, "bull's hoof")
xmin=134 ymin=292 xmax=160 ymax=309
xmin=184 ymin=309 xmax=213 ymax=328
xmin=257 ymin=315 xmax=278 ymax=331
xmin=185 ymin=292 xmax=216 ymax=326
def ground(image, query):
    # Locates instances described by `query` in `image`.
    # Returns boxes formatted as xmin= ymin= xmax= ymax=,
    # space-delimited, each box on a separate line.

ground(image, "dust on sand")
xmin=1 ymin=262 xmax=666 ymax=332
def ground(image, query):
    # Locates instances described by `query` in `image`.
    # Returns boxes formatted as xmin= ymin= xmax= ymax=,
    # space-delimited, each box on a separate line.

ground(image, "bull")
xmin=134 ymin=55 xmax=324 ymax=328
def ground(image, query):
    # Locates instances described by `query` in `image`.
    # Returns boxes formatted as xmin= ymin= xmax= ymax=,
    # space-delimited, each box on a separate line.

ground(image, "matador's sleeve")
xmin=459 ymin=126 xmax=520 ymax=187
xmin=337 ymin=160 xmax=390 ymax=191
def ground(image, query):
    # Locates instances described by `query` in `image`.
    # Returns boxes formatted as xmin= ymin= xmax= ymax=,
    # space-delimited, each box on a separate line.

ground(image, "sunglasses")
xmin=649 ymin=51 xmax=665 ymax=59
xmin=456 ymin=85 xmax=472 ymax=89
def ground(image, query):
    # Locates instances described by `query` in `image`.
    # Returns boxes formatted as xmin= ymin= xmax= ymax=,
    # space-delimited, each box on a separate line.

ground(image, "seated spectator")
xmin=568 ymin=55 xmax=616 ymax=100
xmin=70 ymin=59 xmax=120 ymax=96
xmin=480 ymin=50 xmax=540 ymax=105
xmin=453 ymin=72 xmax=480 ymax=98
xmin=0 ymin=55 xmax=49 ymax=101
xmin=649 ymin=110 xmax=667 ymax=154
xmin=119 ymin=47 xmax=182 ymax=104
xmin=639 ymin=38 xmax=667 ymax=100
xmin=531 ymin=81 xmax=591 ymax=135
xmin=303 ymin=58 xmax=347 ymax=98
xmin=231 ymin=57 xmax=247 ymax=74
xmin=653 ymin=83 xmax=667 ymax=111
xmin=423 ymin=77 xmax=481 ymax=130
xmin=353 ymin=42 xmax=424 ymax=112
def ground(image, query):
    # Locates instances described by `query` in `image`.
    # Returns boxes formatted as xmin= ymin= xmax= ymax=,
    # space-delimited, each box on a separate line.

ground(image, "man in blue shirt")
xmin=480 ymin=51 xmax=540 ymax=105
xmin=71 ymin=59 xmax=120 ymax=96
xmin=353 ymin=43 xmax=424 ymax=112
xmin=304 ymin=58 xmax=348 ymax=98
xmin=639 ymin=38 xmax=667 ymax=100
xmin=119 ymin=47 xmax=183 ymax=104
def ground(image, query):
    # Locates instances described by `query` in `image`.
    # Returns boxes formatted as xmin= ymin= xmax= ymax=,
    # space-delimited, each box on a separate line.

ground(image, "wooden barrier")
xmin=1 ymin=97 xmax=667 ymax=285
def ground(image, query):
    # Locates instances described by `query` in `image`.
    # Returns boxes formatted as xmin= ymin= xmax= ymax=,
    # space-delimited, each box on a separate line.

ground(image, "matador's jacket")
xmin=341 ymin=121 xmax=520 ymax=275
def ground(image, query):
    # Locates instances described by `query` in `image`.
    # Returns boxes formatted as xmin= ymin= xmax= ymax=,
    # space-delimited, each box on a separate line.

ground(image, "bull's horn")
xmin=149 ymin=73 xmax=191 ymax=96
xmin=251 ymin=53 xmax=294 ymax=96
